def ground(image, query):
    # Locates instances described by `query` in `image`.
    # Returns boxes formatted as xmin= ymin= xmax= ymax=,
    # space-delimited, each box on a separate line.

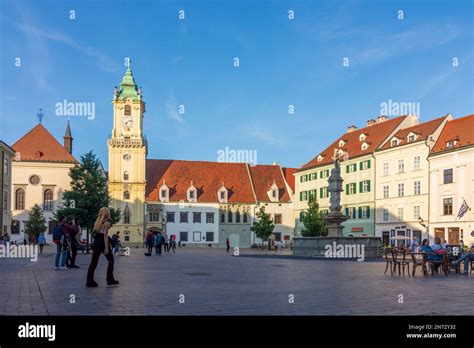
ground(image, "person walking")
xmin=86 ymin=207 xmax=119 ymax=287
xmin=226 ymin=238 xmax=230 ymax=253
xmin=112 ymin=232 xmax=120 ymax=255
xmin=178 ymin=240 xmax=182 ymax=248
xmin=155 ymin=232 xmax=164 ymax=255
xmin=37 ymin=232 xmax=46 ymax=255
xmin=53 ymin=217 xmax=68 ymax=270
xmin=145 ymin=230 xmax=155 ymax=256
xmin=65 ymin=218 xmax=80 ymax=268
xmin=169 ymin=236 xmax=176 ymax=253
xmin=164 ymin=236 xmax=169 ymax=253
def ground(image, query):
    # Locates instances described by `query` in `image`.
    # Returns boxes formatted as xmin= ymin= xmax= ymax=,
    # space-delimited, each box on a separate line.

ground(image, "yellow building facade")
xmin=107 ymin=66 xmax=147 ymax=246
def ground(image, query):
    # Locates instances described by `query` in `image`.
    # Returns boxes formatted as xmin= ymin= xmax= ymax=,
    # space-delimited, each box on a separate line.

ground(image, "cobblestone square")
xmin=0 ymin=245 xmax=472 ymax=315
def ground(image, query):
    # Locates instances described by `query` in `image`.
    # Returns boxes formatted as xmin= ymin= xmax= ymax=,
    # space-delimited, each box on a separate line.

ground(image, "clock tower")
xmin=107 ymin=64 xmax=147 ymax=246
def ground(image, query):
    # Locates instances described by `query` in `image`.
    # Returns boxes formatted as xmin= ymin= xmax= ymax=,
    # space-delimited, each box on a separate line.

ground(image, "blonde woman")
xmin=86 ymin=207 xmax=119 ymax=287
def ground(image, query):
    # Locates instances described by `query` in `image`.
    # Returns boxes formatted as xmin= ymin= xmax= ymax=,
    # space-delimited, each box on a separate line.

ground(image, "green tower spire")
xmin=116 ymin=62 xmax=139 ymax=100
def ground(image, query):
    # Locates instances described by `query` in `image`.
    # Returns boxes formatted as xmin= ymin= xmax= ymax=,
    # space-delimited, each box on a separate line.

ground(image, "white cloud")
xmin=165 ymin=95 xmax=184 ymax=123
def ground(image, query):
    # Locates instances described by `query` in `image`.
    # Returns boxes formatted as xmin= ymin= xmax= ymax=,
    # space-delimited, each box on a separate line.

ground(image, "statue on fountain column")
xmin=328 ymin=148 xmax=344 ymax=213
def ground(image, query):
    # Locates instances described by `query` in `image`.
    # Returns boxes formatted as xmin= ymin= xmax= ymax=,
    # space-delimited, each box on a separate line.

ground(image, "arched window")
xmin=125 ymin=105 xmax=131 ymax=116
xmin=43 ymin=189 xmax=54 ymax=211
xmin=15 ymin=188 xmax=25 ymax=210
xmin=123 ymin=191 xmax=130 ymax=200
xmin=123 ymin=205 xmax=131 ymax=224
xmin=228 ymin=211 xmax=233 ymax=223
xmin=123 ymin=171 xmax=129 ymax=181
xmin=235 ymin=211 xmax=241 ymax=223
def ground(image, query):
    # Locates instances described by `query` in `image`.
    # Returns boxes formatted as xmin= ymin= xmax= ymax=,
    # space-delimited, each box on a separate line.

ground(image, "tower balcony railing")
xmin=108 ymin=138 xmax=145 ymax=147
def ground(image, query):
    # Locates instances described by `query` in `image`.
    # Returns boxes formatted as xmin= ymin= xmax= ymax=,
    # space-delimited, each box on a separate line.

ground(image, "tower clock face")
xmin=122 ymin=116 xmax=133 ymax=129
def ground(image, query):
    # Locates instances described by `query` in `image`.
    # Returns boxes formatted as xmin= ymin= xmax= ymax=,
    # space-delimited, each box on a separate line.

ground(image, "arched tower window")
xmin=124 ymin=105 xmax=131 ymax=116
xmin=123 ymin=205 xmax=131 ymax=224
xmin=123 ymin=171 xmax=129 ymax=181
xmin=15 ymin=188 xmax=25 ymax=210
xmin=43 ymin=189 xmax=54 ymax=211
xmin=123 ymin=191 xmax=130 ymax=200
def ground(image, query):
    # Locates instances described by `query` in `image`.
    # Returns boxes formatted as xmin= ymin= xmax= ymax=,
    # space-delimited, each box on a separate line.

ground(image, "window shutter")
xmin=359 ymin=162 xmax=363 ymax=170
xmin=366 ymin=206 xmax=370 ymax=218
xmin=353 ymin=164 xmax=356 ymax=172
xmin=367 ymin=180 xmax=371 ymax=192
xmin=368 ymin=160 xmax=371 ymax=169
xmin=345 ymin=207 xmax=349 ymax=216
xmin=346 ymin=165 xmax=349 ymax=173
xmin=300 ymin=192 xmax=303 ymax=201
xmin=320 ymin=188 xmax=323 ymax=199
xmin=346 ymin=184 xmax=349 ymax=195
xmin=358 ymin=207 xmax=362 ymax=219
xmin=352 ymin=209 xmax=356 ymax=219
xmin=359 ymin=182 xmax=363 ymax=192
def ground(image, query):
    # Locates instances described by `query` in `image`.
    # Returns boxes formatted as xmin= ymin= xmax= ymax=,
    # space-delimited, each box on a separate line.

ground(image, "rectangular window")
xmin=180 ymin=212 xmax=188 ymax=223
xmin=206 ymin=212 xmax=214 ymax=223
xmin=347 ymin=183 xmax=356 ymax=195
xmin=413 ymin=206 xmax=420 ymax=220
xmin=302 ymin=191 xmax=308 ymax=201
xmin=346 ymin=207 xmax=356 ymax=219
xmin=443 ymin=168 xmax=453 ymax=184
xmin=413 ymin=156 xmax=421 ymax=170
xmin=180 ymin=232 xmax=188 ymax=242
xmin=193 ymin=212 xmax=201 ymax=223
xmin=320 ymin=187 xmax=328 ymax=198
xmin=274 ymin=214 xmax=282 ymax=224
xmin=360 ymin=160 xmax=371 ymax=170
xmin=383 ymin=185 xmax=389 ymax=199
xmin=311 ymin=173 xmax=317 ymax=180
xmin=383 ymin=209 xmax=389 ymax=222
xmin=397 ymin=207 xmax=404 ymax=221
xmin=443 ymin=198 xmax=453 ymax=215
xmin=361 ymin=206 xmax=370 ymax=219
xmin=414 ymin=181 xmax=421 ymax=195
xmin=346 ymin=163 xmax=357 ymax=173
xmin=166 ymin=212 xmax=175 ymax=223
xmin=206 ymin=232 xmax=214 ymax=242
xmin=398 ymin=183 xmax=404 ymax=197
xmin=398 ymin=159 xmax=404 ymax=173
xmin=320 ymin=170 xmax=329 ymax=179
xmin=383 ymin=162 xmax=389 ymax=176
xmin=149 ymin=212 xmax=160 ymax=222
xmin=360 ymin=180 xmax=370 ymax=193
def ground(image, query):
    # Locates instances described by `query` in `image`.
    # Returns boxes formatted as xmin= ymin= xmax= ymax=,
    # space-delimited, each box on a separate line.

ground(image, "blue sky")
xmin=0 ymin=0 xmax=472 ymax=169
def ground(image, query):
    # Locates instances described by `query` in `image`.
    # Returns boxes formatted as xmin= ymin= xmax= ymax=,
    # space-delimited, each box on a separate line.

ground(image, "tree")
xmin=251 ymin=206 xmax=275 ymax=250
xmin=55 ymin=151 xmax=120 ymax=251
xmin=25 ymin=204 xmax=47 ymax=242
xmin=301 ymin=194 xmax=327 ymax=237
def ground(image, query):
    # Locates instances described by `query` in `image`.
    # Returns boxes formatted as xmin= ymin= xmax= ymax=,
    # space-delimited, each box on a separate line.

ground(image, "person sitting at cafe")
xmin=421 ymin=239 xmax=444 ymax=273
xmin=451 ymin=244 xmax=474 ymax=275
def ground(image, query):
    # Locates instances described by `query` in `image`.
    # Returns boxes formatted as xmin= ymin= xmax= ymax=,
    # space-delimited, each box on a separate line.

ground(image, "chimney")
xmin=63 ymin=121 xmax=73 ymax=154
xmin=347 ymin=125 xmax=357 ymax=133
xmin=376 ymin=115 xmax=389 ymax=123
xmin=366 ymin=119 xmax=376 ymax=126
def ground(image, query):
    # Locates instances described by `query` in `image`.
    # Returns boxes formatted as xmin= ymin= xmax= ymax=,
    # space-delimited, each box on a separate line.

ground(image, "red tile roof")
xmin=282 ymin=167 xmax=297 ymax=192
xmin=431 ymin=114 xmax=474 ymax=155
xmin=249 ymin=165 xmax=292 ymax=203
xmin=146 ymin=160 xmax=255 ymax=203
xmin=300 ymin=116 xmax=409 ymax=170
xmin=146 ymin=160 xmax=296 ymax=204
xmin=12 ymin=124 xmax=77 ymax=163
xmin=379 ymin=116 xmax=448 ymax=151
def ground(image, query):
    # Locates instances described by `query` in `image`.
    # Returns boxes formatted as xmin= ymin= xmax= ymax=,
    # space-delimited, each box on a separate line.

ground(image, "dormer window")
xmin=391 ymin=138 xmax=399 ymax=147
xmin=187 ymin=182 xmax=197 ymax=202
xmin=446 ymin=140 xmax=456 ymax=148
xmin=339 ymin=140 xmax=346 ymax=147
xmin=361 ymin=142 xmax=369 ymax=150
xmin=407 ymin=133 xmax=417 ymax=143
xmin=218 ymin=184 xmax=228 ymax=203
xmin=158 ymin=182 xmax=169 ymax=202
xmin=317 ymin=155 xmax=323 ymax=162
xmin=359 ymin=133 xmax=367 ymax=142
xmin=268 ymin=182 xmax=279 ymax=202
